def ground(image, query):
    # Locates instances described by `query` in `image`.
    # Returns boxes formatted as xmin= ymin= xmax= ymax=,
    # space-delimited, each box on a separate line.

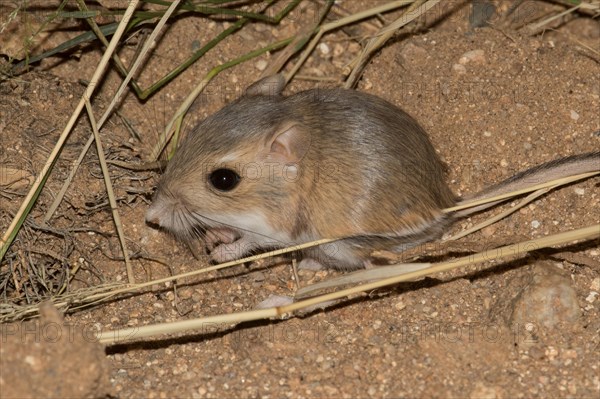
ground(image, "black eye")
xmin=209 ymin=168 xmax=240 ymax=191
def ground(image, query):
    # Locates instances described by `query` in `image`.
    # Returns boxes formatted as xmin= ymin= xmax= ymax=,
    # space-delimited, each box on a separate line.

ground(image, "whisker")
xmin=188 ymin=210 xmax=290 ymax=247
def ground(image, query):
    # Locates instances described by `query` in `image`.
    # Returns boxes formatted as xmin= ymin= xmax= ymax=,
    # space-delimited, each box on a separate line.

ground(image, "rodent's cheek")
xmin=206 ymin=211 xmax=292 ymax=245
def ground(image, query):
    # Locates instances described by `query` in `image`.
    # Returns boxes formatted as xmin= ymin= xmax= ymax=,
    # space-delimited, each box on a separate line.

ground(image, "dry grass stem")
xmin=44 ymin=0 xmax=181 ymax=222
xmin=84 ymin=98 xmax=134 ymax=283
xmin=445 ymin=171 xmax=599 ymax=213
xmin=0 ymin=1 xmax=141 ymax=261
xmin=285 ymin=0 xmax=414 ymax=83
xmin=97 ymin=223 xmax=599 ymax=345
xmin=344 ymin=0 xmax=440 ymax=88
xmin=446 ymin=187 xmax=553 ymax=241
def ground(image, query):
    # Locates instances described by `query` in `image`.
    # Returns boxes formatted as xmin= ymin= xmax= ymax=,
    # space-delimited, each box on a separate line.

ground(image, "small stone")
xmin=573 ymin=187 xmax=585 ymax=196
xmin=590 ymin=277 xmax=600 ymax=291
xmin=531 ymin=220 xmax=540 ymax=229
xmin=570 ymin=110 xmax=579 ymax=121
xmin=317 ymin=43 xmax=330 ymax=56
xmin=545 ymin=346 xmax=558 ymax=361
xmin=458 ymin=49 xmax=486 ymax=65
xmin=483 ymin=131 xmax=492 ymax=137
xmin=452 ymin=64 xmax=467 ymax=74
xmin=255 ymin=59 xmax=268 ymax=71
xmin=401 ymin=43 xmax=428 ymax=64
xmin=511 ymin=264 xmax=581 ymax=330
xmin=585 ymin=291 xmax=598 ymax=303
xmin=500 ymin=159 xmax=508 ymax=167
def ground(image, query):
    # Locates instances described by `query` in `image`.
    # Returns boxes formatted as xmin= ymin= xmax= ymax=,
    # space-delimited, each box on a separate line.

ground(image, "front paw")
xmin=210 ymin=242 xmax=244 ymax=263
xmin=204 ymin=228 xmax=239 ymax=251
xmin=209 ymin=236 xmax=259 ymax=263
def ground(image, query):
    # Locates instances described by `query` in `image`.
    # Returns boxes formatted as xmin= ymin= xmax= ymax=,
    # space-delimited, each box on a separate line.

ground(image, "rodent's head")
xmin=145 ymin=75 xmax=312 ymax=245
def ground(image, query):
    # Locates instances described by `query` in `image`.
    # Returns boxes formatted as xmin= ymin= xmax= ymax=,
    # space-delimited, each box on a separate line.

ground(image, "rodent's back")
xmin=280 ymin=89 xmax=455 ymax=238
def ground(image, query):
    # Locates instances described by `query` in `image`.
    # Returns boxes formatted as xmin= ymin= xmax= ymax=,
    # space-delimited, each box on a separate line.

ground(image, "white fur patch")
xmin=203 ymin=211 xmax=292 ymax=248
xmin=392 ymin=212 xmax=446 ymax=238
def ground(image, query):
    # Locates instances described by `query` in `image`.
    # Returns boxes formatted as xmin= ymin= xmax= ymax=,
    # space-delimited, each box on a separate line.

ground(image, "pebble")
xmin=401 ymin=43 xmax=428 ymax=65
xmin=178 ymin=288 xmax=193 ymax=299
xmin=511 ymin=263 xmax=581 ymax=329
xmin=545 ymin=346 xmax=558 ymax=361
xmin=573 ymin=187 xmax=585 ymax=196
xmin=531 ymin=220 xmax=540 ymax=229
xmin=255 ymin=59 xmax=267 ymax=71
xmin=481 ymin=225 xmax=496 ymax=237
xmin=317 ymin=43 xmax=331 ymax=57
xmin=570 ymin=110 xmax=580 ymax=121
xmin=458 ymin=49 xmax=486 ymax=65
xmin=585 ymin=291 xmax=598 ymax=303
xmin=253 ymin=271 xmax=266 ymax=282
xmin=452 ymin=64 xmax=467 ymax=74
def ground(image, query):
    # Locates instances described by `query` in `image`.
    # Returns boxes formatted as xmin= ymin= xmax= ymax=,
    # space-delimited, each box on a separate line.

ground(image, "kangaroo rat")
xmin=146 ymin=75 xmax=599 ymax=270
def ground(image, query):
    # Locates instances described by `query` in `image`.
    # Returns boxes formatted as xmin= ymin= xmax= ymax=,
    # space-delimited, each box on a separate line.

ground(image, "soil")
xmin=1 ymin=1 xmax=599 ymax=398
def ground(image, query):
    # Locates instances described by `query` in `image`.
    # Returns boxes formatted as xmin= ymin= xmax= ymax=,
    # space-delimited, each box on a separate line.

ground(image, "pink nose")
xmin=145 ymin=205 xmax=162 ymax=226
xmin=146 ymin=215 xmax=159 ymax=225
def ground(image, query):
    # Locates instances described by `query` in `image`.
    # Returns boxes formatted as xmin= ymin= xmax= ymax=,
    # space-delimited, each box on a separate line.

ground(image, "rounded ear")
xmin=245 ymin=74 xmax=286 ymax=97
xmin=263 ymin=122 xmax=311 ymax=163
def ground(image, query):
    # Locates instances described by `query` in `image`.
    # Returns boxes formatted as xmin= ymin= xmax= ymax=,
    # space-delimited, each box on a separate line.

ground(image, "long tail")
xmin=454 ymin=151 xmax=600 ymax=217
